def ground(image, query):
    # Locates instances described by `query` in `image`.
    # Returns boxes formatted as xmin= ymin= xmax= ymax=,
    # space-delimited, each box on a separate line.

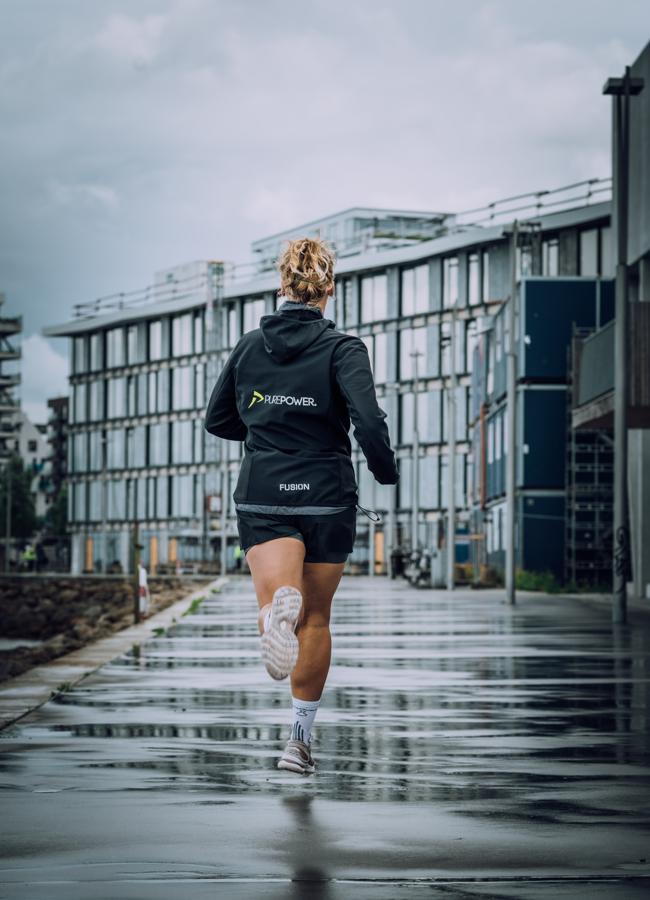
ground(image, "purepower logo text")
xmin=247 ymin=390 xmax=317 ymax=409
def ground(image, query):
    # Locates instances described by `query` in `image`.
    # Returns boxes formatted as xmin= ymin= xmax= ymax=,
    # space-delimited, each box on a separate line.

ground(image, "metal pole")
xmin=368 ymin=474 xmax=376 ymax=577
xmin=4 ymin=455 xmax=11 ymax=573
xmin=447 ymin=322 xmax=457 ymax=592
xmin=220 ymin=460 xmax=227 ymax=576
xmin=132 ymin=521 xmax=140 ymax=624
xmin=101 ymin=431 xmax=108 ymax=574
xmin=612 ymin=76 xmax=630 ymax=624
xmin=410 ymin=350 xmax=422 ymax=553
xmin=505 ymin=221 xmax=519 ymax=605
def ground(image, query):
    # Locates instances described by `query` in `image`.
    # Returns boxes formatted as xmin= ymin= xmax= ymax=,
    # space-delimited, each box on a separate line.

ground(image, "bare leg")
xmin=291 ymin=561 xmax=345 ymax=702
xmin=245 ymin=537 xmax=305 ymax=635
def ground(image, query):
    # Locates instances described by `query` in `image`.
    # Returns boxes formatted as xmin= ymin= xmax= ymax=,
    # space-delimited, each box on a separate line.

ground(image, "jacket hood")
xmin=260 ymin=300 xmax=335 ymax=363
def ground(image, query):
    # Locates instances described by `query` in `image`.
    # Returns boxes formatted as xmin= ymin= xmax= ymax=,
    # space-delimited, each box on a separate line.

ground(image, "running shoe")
xmin=277 ymin=738 xmax=316 ymax=775
xmin=260 ymin=585 xmax=302 ymax=680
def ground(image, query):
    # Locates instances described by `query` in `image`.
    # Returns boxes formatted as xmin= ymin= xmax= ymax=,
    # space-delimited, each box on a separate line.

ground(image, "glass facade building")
xmin=45 ymin=202 xmax=613 ymax=575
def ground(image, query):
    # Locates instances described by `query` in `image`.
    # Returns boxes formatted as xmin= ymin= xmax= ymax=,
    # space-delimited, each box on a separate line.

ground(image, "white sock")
xmin=290 ymin=696 xmax=320 ymax=745
xmin=263 ymin=609 xmax=271 ymax=632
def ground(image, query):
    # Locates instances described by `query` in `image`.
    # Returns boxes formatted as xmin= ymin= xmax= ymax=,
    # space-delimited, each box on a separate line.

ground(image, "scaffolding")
xmin=565 ymin=329 xmax=614 ymax=589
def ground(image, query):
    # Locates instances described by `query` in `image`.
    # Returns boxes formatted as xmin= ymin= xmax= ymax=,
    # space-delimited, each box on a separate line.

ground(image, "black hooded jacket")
xmin=204 ymin=299 xmax=399 ymax=515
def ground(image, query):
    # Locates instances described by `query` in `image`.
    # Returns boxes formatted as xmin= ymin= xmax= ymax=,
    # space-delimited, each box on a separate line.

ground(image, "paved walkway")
xmin=1 ymin=576 xmax=649 ymax=898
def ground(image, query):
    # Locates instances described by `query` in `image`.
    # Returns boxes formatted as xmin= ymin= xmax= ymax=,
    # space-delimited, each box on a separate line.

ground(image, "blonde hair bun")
xmin=277 ymin=236 xmax=336 ymax=304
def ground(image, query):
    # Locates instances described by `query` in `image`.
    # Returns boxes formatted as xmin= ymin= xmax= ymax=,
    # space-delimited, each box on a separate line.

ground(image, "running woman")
xmin=204 ymin=236 xmax=399 ymax=775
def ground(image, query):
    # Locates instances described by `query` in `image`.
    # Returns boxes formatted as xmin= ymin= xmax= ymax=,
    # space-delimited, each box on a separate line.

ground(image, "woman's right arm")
xmin=204 ymin=351 xmax=247 ymax=442
xmin=332 ymin=338 xmax=399 ymax=485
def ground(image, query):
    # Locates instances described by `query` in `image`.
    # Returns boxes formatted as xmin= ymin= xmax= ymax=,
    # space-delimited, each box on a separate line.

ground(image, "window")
xmin=74 ymin=383 xmax=87 ymax=424
xmin=516 ymin=246 xmax=533 ymax=278
xmin=27 ymin=439 xmax=37 ymax=453
xmin=194 ymin=312 xmax=204 ymax=354
xmin=149 ymin=423 xmax=169 ymax=466
xmin=341 ymin=278 xmax=356 ymax=327
xmin=195 ymin=363 xmax=205 ymax=409
xmin=361 ymin=274 xmax=388 ymax=322
xmin=243 ymin=299 xmax=266 ymax=334
xmin=601 ymin=226 xmax=614 ymax=276
xmin=454 ymin=319 xmax=466 ymax=374
xmin=193 ymin=420 xmax=204 ymax=463
xmin=542 ymin=238 xmax=559 ymax=276
xmin=107 ymin=377 xmax=126 ymax=419
xmin=374 ymin=333 xmax=388 ymax=384
xmin=74 ymin=481 xmax=86 ymax=521
xmin=149 ymin=321 xmax=164 ymax=360
xmin=399 ymin=326 xmax=428 ymax=380
xmin=481 ymin=249 xmax=490 ymax=301
xmin=227 ymin=305 xmax=240 ymax=347
xmin=89 ymin=431 xmax=102 ymax=471
xmin=157 ymin=369 xmax=170 ymax=412
xmin=73 ymin=336 xmax=88 ymax=374
xmin=137 ymin=373 xmax=148 ymax=415
xmin=172 ymin=314 xmax=193 ymax=356
xmin=126 ymin=425 xmax=146 ymax=468
xmin=400 ymin=390 xmax=441 ymax=445
xmin=127 ymin=375 xmax=137 ymax=417
xmin=420 ymin=455 xmax=439 ymax=508
xmin=580 ymin=229 xmax=599 ymax=276
xmin=171 ymin=420 xmax=193 ymax=464
xmin=468 ymin=253 xmax=480 ymax=306
xmin=127 ymin=325 xmax=137 ymax=364
xmin=466 ymin=319 xmax=479 ymax=374
xmin=106 ymin=328 xmax=125 ymax=368
xmin=137 ymin=477 xmax=147 ymax=520
xmin=440 ymin=322 xmax=451 ymax=376
xmin=89 ymin=332 xmax=103 ymax=370
xmin=172 ymin=474 xmax=194 ymax=517
xmin=72 ymin=433 xmax=87 ymax=472
xmin=172 ymin=366 xmax=193 ymax=410
xmin=107 ymin=429 xmax=125 ymax=469
xmin=401 ymin=264 xmax=429 ymax=316
xmin=148 ymin=371 xmax=158 ymax=414
xmin=443 ymin=257 xmax=459 ymax=308
xmin=89 ymin=380 xmax=104 ymax=422
xmin=156 ymin=476 xmax=169 ymax=519
xmin=88 ymin=481 xmax=101 ymax=522
xmin=107 ymin=479 xmax=126 ymax=520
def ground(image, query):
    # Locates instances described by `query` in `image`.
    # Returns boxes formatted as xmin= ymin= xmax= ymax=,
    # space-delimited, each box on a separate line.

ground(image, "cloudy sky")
xmin=1 ymin=0 xmax=647 ymax=422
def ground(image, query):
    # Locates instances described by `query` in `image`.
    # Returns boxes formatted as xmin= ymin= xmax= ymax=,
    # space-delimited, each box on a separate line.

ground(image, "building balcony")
xmin=572 ymin=303 xmax=650 ymax=429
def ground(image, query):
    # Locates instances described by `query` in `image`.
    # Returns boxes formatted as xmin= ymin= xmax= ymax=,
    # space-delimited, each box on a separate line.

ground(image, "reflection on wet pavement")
xmin=1 ymin=576 xmax=650 ymax=897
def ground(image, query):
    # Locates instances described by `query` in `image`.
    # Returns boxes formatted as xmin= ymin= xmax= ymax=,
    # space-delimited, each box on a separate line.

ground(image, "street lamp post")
xmin=4 ymin=453 xmax=12 ymax=573
xmin=447 ymin=326 xmax=457 ymax=592
xmin=410 ymin=349 xmax=423 ymax=555
xmin=603 ymin=67 xmax=644 ymax=625
xmin=220 ymin=457 xmax=228 ymax=576
xmin=505 ymin=221 xmax=519 ymax=606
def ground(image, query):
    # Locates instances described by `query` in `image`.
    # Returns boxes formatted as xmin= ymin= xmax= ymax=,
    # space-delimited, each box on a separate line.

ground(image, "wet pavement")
xmin=1 ymin=575 xmax=650 ymax=898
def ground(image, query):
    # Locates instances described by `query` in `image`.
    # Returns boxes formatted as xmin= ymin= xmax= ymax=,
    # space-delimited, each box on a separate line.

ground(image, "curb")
xmin=0 ymin=576 xmax=230 ymax=732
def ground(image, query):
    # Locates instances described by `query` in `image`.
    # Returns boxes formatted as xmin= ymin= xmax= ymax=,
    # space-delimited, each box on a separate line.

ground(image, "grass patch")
xmin=182 ymin=595 xmax=206 ymax=617
xmin=515 ymin=569 xmax=562 ymax=593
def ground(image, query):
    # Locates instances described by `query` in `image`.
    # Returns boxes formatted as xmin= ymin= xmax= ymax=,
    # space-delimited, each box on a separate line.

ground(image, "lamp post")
xmin=4 ymin=451 xmax=13 ymax=573
xmin=410 ymin=349 xmax=423 ymax=555
xmin=505 ymin=221 xmax=519 ymax=606
xmin=603 ymin=67 xmax=644 ymax=625
xmin=383 ymin=381 xmax=401 ymax=579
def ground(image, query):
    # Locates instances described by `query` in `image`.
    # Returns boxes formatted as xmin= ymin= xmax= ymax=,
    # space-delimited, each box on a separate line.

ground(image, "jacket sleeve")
xmin=332 ymin=338 xmax=399 ymax=485
xmin=204 ymin=351 xmax=247 ymax=442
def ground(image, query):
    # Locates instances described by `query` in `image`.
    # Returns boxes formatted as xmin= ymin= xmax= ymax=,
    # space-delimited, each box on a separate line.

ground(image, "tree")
xmin=0 ymin=455 xmax=39 ymax=539
xmin=43 ymin=484 xmax=68 ymax=537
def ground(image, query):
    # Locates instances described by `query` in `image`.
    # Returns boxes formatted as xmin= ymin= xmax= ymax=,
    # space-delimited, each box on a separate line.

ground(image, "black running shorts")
xmin=236 ymin=507 xmax=357 ymax=564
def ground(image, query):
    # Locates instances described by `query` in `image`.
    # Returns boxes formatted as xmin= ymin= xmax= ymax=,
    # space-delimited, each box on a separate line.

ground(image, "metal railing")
xmin=71 ymin=176 xmax=613 ymax=320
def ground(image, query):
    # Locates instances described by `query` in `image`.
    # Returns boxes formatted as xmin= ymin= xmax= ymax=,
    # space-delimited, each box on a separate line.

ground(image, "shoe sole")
xmin=277 ymin=757 xmax=315 ymax=775
xmin=261 ymin=586 xmax=302 ymax=680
